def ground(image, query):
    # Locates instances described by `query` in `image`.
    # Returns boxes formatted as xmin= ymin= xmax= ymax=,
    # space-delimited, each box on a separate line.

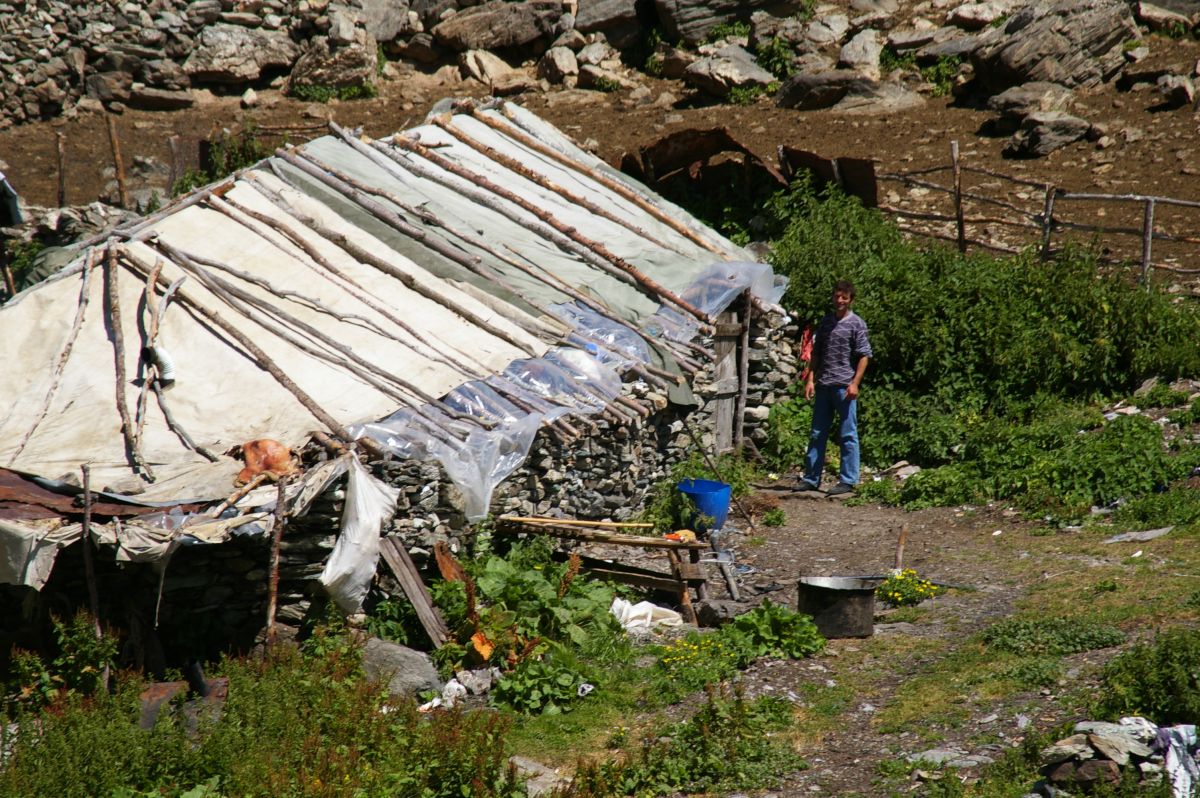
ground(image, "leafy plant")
xmin=1168 ymin=396 xmax=1200 ymax=425
xmin=1096 ymin=627 xmax=1200 ymax=724
xmin=590 ymin=76 xmax=622 ymax=93
xmin=289 ymin=82 xmax=378 ymax=103
xmin=755 ymin=36 xmax=796 ymax=79
xmin=722 ymin=599 xmax=825 ymax=662
xmin=728 ymin=84 xmax=772 ymax=105
xmin=921 ymin=55 xmax=962 ymax=96
xmin=492 ymin=647 xmax=590 ymax=714
xmin=4 ymin=611 xmax=117 ymax=714
xmin=762 ymin=507 xmax=786 ymax=526
xmin=1135 ymin=383 xmax=1189 ymax=408
xmin=705 ymin=21 xmax=751 ymax=42
xmin=875 ymin=569 xmax=944 ymax=608
xmin=982 ymin=617 xmax=1124 ymax=656
xmin=998 ymin=657 xmax=1062 ymax=688
xmin=1110 ymin=487 xmax=1200 ymax=533
xmin=879 ymin=45 xmax=916 ymax=74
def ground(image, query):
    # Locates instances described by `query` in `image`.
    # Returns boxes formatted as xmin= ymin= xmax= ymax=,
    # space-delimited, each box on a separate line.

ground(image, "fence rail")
xmin=875 ymin=143 xmax=1200 ymax=285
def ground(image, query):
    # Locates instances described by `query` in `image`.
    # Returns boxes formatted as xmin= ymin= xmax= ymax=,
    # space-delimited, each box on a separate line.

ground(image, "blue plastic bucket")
xmin=676 ymin=478 xmax=732 ymax=532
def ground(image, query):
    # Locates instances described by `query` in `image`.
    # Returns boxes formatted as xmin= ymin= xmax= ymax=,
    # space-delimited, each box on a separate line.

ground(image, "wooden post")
xmin=1040 ymin=184 xmax=1056 ymax=259
xmin=713 ymin=311 xmax=740 ymax=453
xmin=56 ymin=132 xmax=67 ymax=208
xmin=106 ymin=115 xmax=130 ymax=210
xmin=265 ymin=477 xmax=288 ymax=645
xmin=0 ymin=234 xmax=14 ymax=298
xmin=951 ymin=140 xmax=965 ymax=253
xmin=1141 ymin=198 xmax=1156 ymax=287
xmin=167 ymin=135 xmax=183 ymax=198
xmin=80 ymin=464 xmax=110 ymax=689
xmin=734 ymin=291 xmax=751 ymax=452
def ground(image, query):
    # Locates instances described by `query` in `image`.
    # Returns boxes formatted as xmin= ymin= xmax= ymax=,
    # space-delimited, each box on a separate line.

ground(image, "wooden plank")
xmin=666 ymin=550 xmax=697 ymax=624
xmin=735 ymin=291 xmax=751 ymax=451
xmin=501 ymin=515 xmax=654 ymax=529
xmin=713 ymin=309 xmax=738 ymax=453
xmin=495 ymin=521 xmax=707 ymax=549
xmin=378 ymin=537 xmax=449 ymax=648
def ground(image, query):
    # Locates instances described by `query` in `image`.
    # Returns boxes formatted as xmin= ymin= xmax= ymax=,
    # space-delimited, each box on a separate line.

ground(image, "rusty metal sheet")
xmin=778 ymin=145 xmax=878 ymax=208
xmin=0 ymin=469 xmax=193 ymax=520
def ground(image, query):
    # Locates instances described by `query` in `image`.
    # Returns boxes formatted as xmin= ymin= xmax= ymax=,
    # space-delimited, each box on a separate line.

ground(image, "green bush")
xmin=1096 ymin=628 xmax=1200 ymax=724
xmin=755 ymin=37 xmax=796 ymax=79
xmin=289 ymin=82 xmax=378 ymax=103
xmin=763 ymin=392 xmax=812 ymax=470
xmin=921 ymin=55 xmax=962 ymax=96
xmin=1110 ymin=487 xmax=1200 ymax=533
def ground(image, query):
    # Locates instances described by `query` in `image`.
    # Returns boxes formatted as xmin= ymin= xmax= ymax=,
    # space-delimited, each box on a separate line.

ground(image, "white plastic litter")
xmin=610 ymin=597 xmax=683 ymax=630
xmin=319 ymin=456 xmax=400 ymax=613
xmin=1158 ymin=723 xmax=1199 ymax=798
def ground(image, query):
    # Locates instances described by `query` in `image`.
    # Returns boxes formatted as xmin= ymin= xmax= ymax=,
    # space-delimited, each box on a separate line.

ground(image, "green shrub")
xmin=1135 ymin=383 xmax=1190 ymax=408
xmin=722 ymin=599 xmax=825 ymax=663
xmin=875 ymin=569 xmax=945 ymax=607
xmin=1110 ymin=487 xmax=1200 ymax=532
xmin=763 ymin=392 xmax=812 ymax=470
xmin=879 ymin=46 xmax=916 ymax=73
xmin=705 ymin=21 xmax=750 ymax=42
xmin=3 ymin=611 xmax=118 ymax=715
xmin=1096 ymin=628 xmax=1200 ymax=724
xmin=1168 ymin=397 xmax=1200 ymax=425
xmin=982 ymin=618 xmax=1124 ymax=656
xmin=290 ymin=82 xmax=378 ymax=103
xmin=762 ymin=507 xmax=786 ymax=526
xmin=921 ymin=55 xmax=962 ymax=96
xmin=998 ymin=657 xmax=1062 ymax=688
xmin=755 ymin=37 xmax=796 ymax=79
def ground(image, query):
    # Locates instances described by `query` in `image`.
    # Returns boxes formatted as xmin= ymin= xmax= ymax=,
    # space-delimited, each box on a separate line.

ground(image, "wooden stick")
xmin=266 ymin=476 xmax=288 ymax=645
xmin=1040 ymin=184 xmax=1056 ymax=259
xmin=106 ymin=115 xmax=130 ymax=210
xmin=56 ymin=132 xmax=67 ymax=207
xmin=0 ymin=248 xmax=14 ymax=297
xmin=105 ymin=244 xmax=153 ymax=481
xmin=234 ymin=175 xmax=496 ymax=376
xmin=8 ymin=251 xmax=96 ymax=464
xmin=496 ymin=521 xmax=706 ymax=549
xmin=276 ymin=147 xmax=547 ymax=356
xmin=167 ymin=135 xmax=182 ymax=198
xmin=387 ymin=131 xmax=714 ymax=326
xmin=894 ymin=523 xmax=910 ymax=571
xmin=735 ymin=291 xmax=751 ymax=452
xmin=379 ymin=537 xmax=449 ymax=648
xmin=206 ymin=473 xmax=269 ymax=518
xmin=501 ymin=515 xmax=655 ymax=528
xmin=666 ymin=549 xmax=697 ymax=624
xmin=951 ymin=140 xmax=966 ymax=254
xmin=133 ymin=259 xmax=165 ymax=453
xmin=1141 ymin=198 xmax=1156 ymax=287
xmin=432 ymin=115 xmax=688 ymax=256
xmin=80 ymin=464 xmax=110 ymax=690
xmin=474 ymin=104 xmax=728 ymax=256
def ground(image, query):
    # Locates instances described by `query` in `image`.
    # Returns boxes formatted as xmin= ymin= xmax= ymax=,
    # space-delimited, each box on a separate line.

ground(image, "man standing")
xmin=795 ymin=280 xmax=872 ymax=496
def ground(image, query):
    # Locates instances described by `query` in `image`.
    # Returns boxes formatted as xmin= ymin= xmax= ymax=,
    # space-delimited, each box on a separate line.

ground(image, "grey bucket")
xmin=796 ymin=576 xmax=877 ymax=638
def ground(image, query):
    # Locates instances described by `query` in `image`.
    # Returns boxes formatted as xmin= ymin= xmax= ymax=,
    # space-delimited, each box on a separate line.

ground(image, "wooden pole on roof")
xmin=387 ymin=131 xmax=714 ymax=327
xmin=469 ymin=104 xmax=727 ymax=256
xmin=104 ymin=243 xmax=154 ymax=481
xmin=430 ymin=115 xmax=689 ymax=256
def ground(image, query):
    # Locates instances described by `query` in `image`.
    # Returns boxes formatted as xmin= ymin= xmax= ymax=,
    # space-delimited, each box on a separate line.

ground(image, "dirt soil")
xmin=0 ymin=52 xmax=1189 ymax=795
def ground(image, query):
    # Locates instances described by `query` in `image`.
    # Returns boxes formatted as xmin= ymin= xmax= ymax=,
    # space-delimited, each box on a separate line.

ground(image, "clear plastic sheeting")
xmin=543 ymin=347 xmax=623 ymax=401
xmin=320 ymin=456 xmax=400 ymax=613
xmin=647 ymin=260 xmax=787 ymax=341
xmin=548 ymin=301 xmax=651 ymax=366
xmin=503 ymin=358 xmax=608 ymax=414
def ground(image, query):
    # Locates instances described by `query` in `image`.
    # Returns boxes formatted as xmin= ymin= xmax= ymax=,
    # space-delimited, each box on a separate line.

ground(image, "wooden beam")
xmin=378 ymin=537 xmax=449 ymax=648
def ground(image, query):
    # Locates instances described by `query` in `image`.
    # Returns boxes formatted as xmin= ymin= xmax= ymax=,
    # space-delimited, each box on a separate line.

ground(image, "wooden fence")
xmin=875 ymin=141 xmax=1200 ymax=288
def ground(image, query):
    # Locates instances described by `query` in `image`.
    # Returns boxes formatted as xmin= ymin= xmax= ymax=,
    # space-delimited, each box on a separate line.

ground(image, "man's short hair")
xmin=833 ymin=279 xmax=856 ymax=299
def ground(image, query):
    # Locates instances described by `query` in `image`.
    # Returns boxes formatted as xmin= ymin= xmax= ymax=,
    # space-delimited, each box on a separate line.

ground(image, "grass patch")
xmin=289 ymin=82 xmax=378 ymax=103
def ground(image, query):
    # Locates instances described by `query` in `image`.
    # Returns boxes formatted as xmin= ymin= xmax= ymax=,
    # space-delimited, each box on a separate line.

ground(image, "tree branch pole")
xmin=266 ymin=476 xmax=289 ymax=646
xmin=431 ymin=115 xmax=689 ymax=256
xmin=951 ymin=140 xmax=966 ymax=254
xmin=80 ymin=463 xmax=110 ymax=690
xmin=275 ymin=147 xmax=547 ymax=357
xmin=734 ymin=291 xmax=751 ymax=452
xmin=1141 ymin=198 xmax=1156 ymax=287
xmin=233 ymin=175 xmax=498 ymax=377
xmin=105 ymin=243 xmax=153 ymax=481
xmin=472 ymin=104 xmax=728 ymax=256
xmin=106 ymin=115 xmax=130 ymax=210
xmin=386 ymin=131 xmax=713 ymax=326
xmin=56 ymin=132 xmax=67 ymax=208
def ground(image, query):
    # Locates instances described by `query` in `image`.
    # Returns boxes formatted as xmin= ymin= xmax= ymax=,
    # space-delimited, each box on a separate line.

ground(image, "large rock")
xmin=806 ymin=14 xmax=850 ymax=45
xmin=683 ymin=45 xmax=776 ymax=98
xmin=970 ymin=0 xmax=1139 ymax=92
xmin=460 ymin=49 xmax=516 ymax=84
xmin=128 ymin=86 xmax=195 ymax=110
xmin=655 ymin=0 xmax=774 ymax=45
xmin=775 ymin=69 xmax=879 ymax=109
xmin=947 ymin=1 xmax=1023 ymax=31
xmin=748 ymin=9 xmax=809 ymax=51
xmin=361 ymin=637 xmax=443 ymax=697
xmin=833 ymin=81 xmax=925 ymax=113
xmin=538 ymin=46 xmax=579 ymax=83
xmin=432 ymin=1 xmax=564 ymax=51
xmin=987 ymin=81 xmax=1074 ymax=130
xmin=183 ymin=23 xmax=299 ymax=83
xmin=1158 ymin=73 xmax=1197 ymax=106
xmin=839 ymin=29 xmax=883 ymax=79
xmin=1136 ymin=2 xmax=1195 ymax=32
xmin=288 ymin=30 xmax=379 ymax=91
xmin=1004 ymin=110 xmax=1091 ymax=157
xmin=361 ymin=0 xmax=422 ymax=42
xmin=576 ymin=0 xmax=641 ymax=48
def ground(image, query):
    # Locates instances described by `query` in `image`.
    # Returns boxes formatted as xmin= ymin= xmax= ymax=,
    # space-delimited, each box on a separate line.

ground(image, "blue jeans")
xmin=802 ymin=385 xmax=860 ymax=487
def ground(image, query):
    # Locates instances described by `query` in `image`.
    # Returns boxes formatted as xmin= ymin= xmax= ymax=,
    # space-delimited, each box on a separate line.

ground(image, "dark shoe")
xmin=825 ymin=482 xmax=855 ymax=496
xmin=791 ymin=480 xmax=821 ymax=492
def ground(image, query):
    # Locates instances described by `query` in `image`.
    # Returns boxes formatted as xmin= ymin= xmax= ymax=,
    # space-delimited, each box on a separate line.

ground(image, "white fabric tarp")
xmin=319 ymin=456 xmax=399 ymax=613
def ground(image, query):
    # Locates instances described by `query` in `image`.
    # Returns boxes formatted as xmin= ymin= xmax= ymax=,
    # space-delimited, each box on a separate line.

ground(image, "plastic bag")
xmin=319 ymin=457 xmax=399 ymax=613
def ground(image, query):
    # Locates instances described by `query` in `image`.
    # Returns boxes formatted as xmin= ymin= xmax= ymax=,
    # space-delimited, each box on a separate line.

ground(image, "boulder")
xmin=986 ymin=81 xmax=1074 ymax=130
xmin=1004 ymin=110 xmax=1091 ymax=157
xmin=654 ymin=0 xmax=774 ymax=46
xmin=185 ymin=0 xmax=223 ymax=26
xmin=576 ymin=0 xmax=641 ymax=49
xmin=806 ymin=14 xmax=851 ymax=45
xmin=1157 ymin=73 xmax=1196 ymax=106
xmin=461 ymin=49 xmax=515 ymax=84
xmin=361 ymin=0 xmax=423 ymax=42
xmin=683 ymin=45 xmax=776 ymax=98
xmin=139 ymin=59 xmax=191 ymax=90
xmin=412 ymin=0 xmax=459 ymax=29
xmin=1136 ymin=2 xmax=1195 ymax=32
xmin=538 ymin=46 xmax=579 ymax=83
xmin=833 ymin=81 xmax=925 ymax=113
xmin=970 ymin=0 xmax=1139 ymax=92
xmin=748 ymin=9 xmax=809 ymax=51
xmin=947 ymin=1 xmax=1022 ymax=31
xmin=839 ymin=29 xmax=883 ymax=79
xmin=577 ymin=40 xmax=618 ymax=66
xmin=399 ymin=32 xmax=444 ymax=64
xmin=288 ymin=30 xmax=379 ymax=92
xmin=128 ymin=86 xmax=195 ymax=110
xmin=361 ymin=638 xmax=442 ymax=697
xmin=660 ymin=47 xmax=699 ymax=79
xmin=183 ymin=23 xmax=299 ymax=83
xmin=431 ymin=1 xmax=564 ymax=51
xmin=85 ymin=71 xmax=133 ymax=103
xmin=775 ymin=69 xmax=878 ymax=109
xmin=578 ymin=63 xmax=636 ymax=90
